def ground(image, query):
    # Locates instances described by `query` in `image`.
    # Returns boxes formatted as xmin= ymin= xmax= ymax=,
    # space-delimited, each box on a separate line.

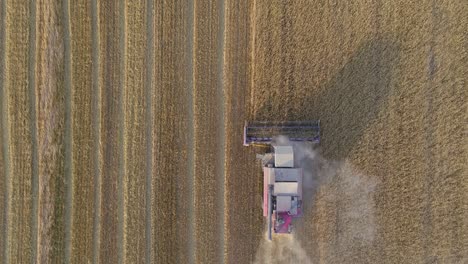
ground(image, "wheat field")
xmin=0 ymin=0 xmax=466 ymax=263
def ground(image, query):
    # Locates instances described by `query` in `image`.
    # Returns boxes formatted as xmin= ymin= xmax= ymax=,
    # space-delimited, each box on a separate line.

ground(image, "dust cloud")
xmin=254 ymin=233 xmax=313 ymax=264
xmin=254 ymin=136 xmax=378 ymax=263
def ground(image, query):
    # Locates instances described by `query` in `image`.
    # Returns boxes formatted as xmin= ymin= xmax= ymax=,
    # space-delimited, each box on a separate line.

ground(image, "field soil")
xmin=0 ymin=0 xmax=466 ymax=264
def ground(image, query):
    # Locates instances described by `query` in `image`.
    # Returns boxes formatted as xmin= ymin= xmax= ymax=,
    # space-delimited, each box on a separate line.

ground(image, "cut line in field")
xmin=151 ymin=1 xmax=163 ymax=261
xmin=91 ymin=0 xmax=101 ymax=262
xmin=0 ymin=0 xmax=10 ymax=262
xmin=63 ymin=0 xmax=73 ymax=262
xmin=117 ymin=0 xmax=126 ymax=263
xmin=217 ymin=0 xmax=227 ymax=262
xmin=144 ymin=0 xmax=154 ymax=263
xmin=187 ymin=0 xmax=195 ymax=263
xmin=249 ymin=0 xmax=256 ymax=119
xmin=28 ymin=0 xmax=38 ymax=263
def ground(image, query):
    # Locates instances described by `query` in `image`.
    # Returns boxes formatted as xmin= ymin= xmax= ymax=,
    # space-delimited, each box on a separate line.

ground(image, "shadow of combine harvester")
xmin=251 ymin=36 xmax=400 ymax=160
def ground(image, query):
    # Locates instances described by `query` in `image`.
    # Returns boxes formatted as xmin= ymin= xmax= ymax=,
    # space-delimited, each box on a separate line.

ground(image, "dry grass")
xmin=3 ymin=1 xmax=35 ymax=262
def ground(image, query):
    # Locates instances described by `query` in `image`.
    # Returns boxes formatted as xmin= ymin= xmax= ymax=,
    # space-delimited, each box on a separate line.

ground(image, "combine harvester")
xmin=244 ymin=121 xmax=320 ymax=240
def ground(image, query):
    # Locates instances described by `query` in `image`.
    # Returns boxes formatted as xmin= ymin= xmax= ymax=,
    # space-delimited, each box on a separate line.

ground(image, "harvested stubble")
xmin=69 ymin=0 xmax=96 ymax=263
xmin=151 ymin=1 xmax=193 ymax=263
xmin=123 ymin=0 xmax=149 ymax=262
xmin=3 ymin=1 xmax=36 ymax=263
xmin=223 ymin=1 xmax=264 ymax=263
xmin=193 ymin=0 xmax=226 ymax=263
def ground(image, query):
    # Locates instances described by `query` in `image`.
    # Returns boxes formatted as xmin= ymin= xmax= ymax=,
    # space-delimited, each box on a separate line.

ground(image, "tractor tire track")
xmin=145 ymin=0 xmax=154 ymax=263
xmin=97 ymin=1 xmax=124 ymax=263
xmin=117 ymin=0 xmax=126 ymax=262
xmin=217 ymin=0 xmax=226 ymax=261
xmin=151 ymin=1 xmax=167 ymax=261
xmin=91 ymin=0 xmax=102 ymax=262
xmin=63 ymin=0 xmax=72 ymax=261
xmin=28 ymin=0 xmax=38 ymax=262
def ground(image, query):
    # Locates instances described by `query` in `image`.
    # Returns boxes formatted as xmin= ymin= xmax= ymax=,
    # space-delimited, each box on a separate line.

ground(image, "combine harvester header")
xmin=244 ymin=121 xmax=320 ymax=240
xmin=244 ymin=120 xmax=320 ymax=146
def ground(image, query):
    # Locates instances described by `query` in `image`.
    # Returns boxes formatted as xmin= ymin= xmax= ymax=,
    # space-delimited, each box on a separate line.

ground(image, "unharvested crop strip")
xmin=249 ymin=0 xmax=256 ymax=119
xmin=117 ymin=0 xmax=126 ymax=262
xmin=145 ymin=0 xmax=154 ymax=263
xmin=0 ymin=0 xmax=10 ymax=262
xmin=28 ymin=0 xmax=38 ymax=263
xmin=63 ymin=0 xmax=73 ymax=262
xmin=91 ymin=0 xmax=101 ymax=262
xmin=217 ymin=0 xmax=226 ymax=262
xmin=187 ymin=0 xmax=195 ymax=262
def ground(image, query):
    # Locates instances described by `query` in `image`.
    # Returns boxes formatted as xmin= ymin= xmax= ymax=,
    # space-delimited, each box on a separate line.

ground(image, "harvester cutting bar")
xmin=244 ymin=120 xmax=320 ymax=146
xmin=247 ymin=125 xmax=319 ymax=129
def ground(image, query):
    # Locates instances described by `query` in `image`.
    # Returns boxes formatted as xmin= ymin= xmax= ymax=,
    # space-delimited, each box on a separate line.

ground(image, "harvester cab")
xmin=243 ymin=121 xmax=320 ymax=240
